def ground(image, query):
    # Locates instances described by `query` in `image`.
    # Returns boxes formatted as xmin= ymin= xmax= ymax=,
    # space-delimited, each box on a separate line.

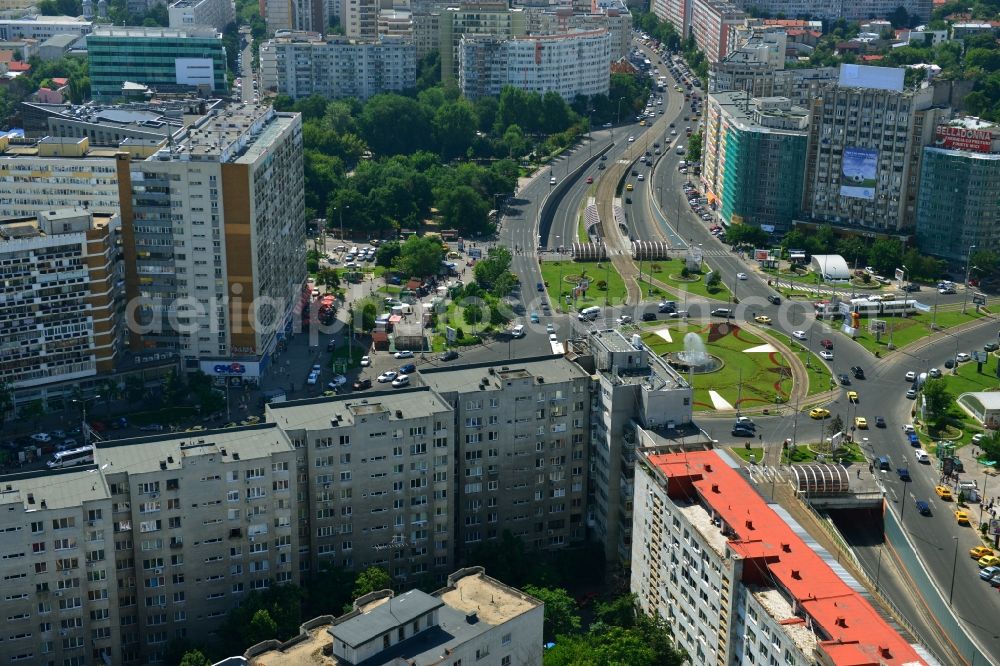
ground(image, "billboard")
xmin=754 ymin=249 xmax=770 ymax=261
xmin=175 ymin=58 xmax=215 ymax=86
xmin=200 ymin=360 xmax=261 ymax=377
xmin=895 ymin=268 xmax=905 ymax=282
xmin=935 ymin=125 xmax=994 ymax=153
xmin=841 ymin=147 xmax=878 ymax=200
xmin=838 ymin=64 xmax=905 ymax=92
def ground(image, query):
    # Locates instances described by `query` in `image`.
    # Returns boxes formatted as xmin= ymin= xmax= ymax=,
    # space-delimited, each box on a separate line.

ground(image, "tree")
xmin=970 ymin=249 xmax=999 ymax=279
xmin=396 ymin=234 xmax=445 ymax=278
xmin=724 ymin=224 xmax=769 ymax=248
xmin=178 ymin=650 xmax=212 ymax=666
xmin=317 ymin=268 xmax=340 ymax=290
xmin=376 ymin=241 xmax=402 ymax=269
xmin=433 ymin=99 xmax=478 ymax=160
xmin=352 ymin=566 xmax=391 ymax=600
xmin=473 ymin=246 xmax=514 ymax=295
xmin=981 ymin=432 xmax=1000 ymax=470
xmin=522 ymin=585 xmax=581 ymax=641
xmin=686 ymin=131 xmax=703 ymax=162
xmin=22 ymin=399 xmax=45 ymax=428
xmin=462 ymin=303 xmax=484 ymax=326
xmin=867 ymin=238 xmax=904 ymax=276
xmin=359 ymin=94 xmax=432 ymax=155
xmin=706 ymin=271 xmax=721 ymax=289
xmin=594 ymin=594 xmax=637 ymax=629
xmin=303 ymin=561 xmax=355 ymax=617
xmin=922 ymin=378 xmax=952 ymax=424
xmin=888 ymin=5 xmax=913 ymax=28
xmin=438 ymin=185 xmax=491 ymax=236
xmin=246 ymin=609 xmax=279 ymax=647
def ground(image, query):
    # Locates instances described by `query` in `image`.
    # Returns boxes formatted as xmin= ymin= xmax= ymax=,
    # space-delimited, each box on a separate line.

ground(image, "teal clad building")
xmin=88 ymin=26 xmax=227 ymax=100
xmin=703 ymin=92 xmax=809 ymax=232
xmin=916 ymin=142 xmax=1000 ymax=264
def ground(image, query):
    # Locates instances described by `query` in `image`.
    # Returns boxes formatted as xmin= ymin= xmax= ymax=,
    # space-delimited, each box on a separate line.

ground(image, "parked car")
xmin=394 ymin=350 xmax=414 ymax=359
xmin=440 ymin=350 xmax=459 ymax=362
xmin=398 ymin=363 xmax=416 ymax=375
xmin=377 ymin=371 xmax=398 ymax=383
xmin=391 ymin=374 xmax=410 ymax=388
xmin=352 ymin=378 xmax=372 ymax=391
xmin=360 ymin=355 xmax=371 ymax=367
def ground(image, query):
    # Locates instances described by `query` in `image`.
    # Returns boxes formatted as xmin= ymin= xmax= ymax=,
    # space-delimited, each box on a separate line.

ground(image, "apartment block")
xmin=96 ymin=426 xmax=300 ymax=663
xmin=377 ymin=8 xmax=414 ymax=40
xmin=651 ymin=0 xmax=691 ymax=39
xmin=702 ymin=92 xmax=809 ymax=232
xmin=0 ymin=15 xmax=92 ymax=40
xmin=247 ymin=567 xmax=543 ymax=665
xmin=0 ymin=208 xmax=124 ymax=409
xmin=916 ymin=119 xmax=1000 ymax=264
xmin=690 ymin=0 xmax=744 ymax=63
xmin=631 ymin=449 xmax=931 ymax=666
xmin=341 ymin=0 xmax=377 ymax=39
xmin=802 ymin=64 xmax=946 ymax=233
xmin=410 ymin=2 xmax=442 ymax=61
xmin=524 ymin=2 xmax=633 ymax=60
xmin=439 ymin=1 xmax=527 ymax=82
xmin=727 ymin=0 xmax=931 ymax=21
xmin=265 ymin=0 xmax=327 ymax=34
xmin=710 ymin=63 xmax=839 ymax=106
xmin=259 ymin=33 xmax=416 ymax=101
xmin=422 ymin=357 xmax=593 ymax=560
xmin=88 ymin=26 xmax=228 ymax=100
xmin=580 ymin=330 xmax=694 ymax=565
xmin=0 ymin=469 xmax=120 ymax=665
xmin=458 ymin=29 xmax=611 ymax=101
xmin=116 ymin=104 xmax=306 ymax=377
xmin=169 ymin=0 xmax=235 ymax=32
xmin=268 ymin=390 xmax=456 ymax=584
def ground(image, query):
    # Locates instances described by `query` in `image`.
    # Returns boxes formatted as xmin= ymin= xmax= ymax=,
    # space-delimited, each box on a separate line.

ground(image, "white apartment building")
xmin=690 ymin=0 xmax=745 ymax=63
xmin=630 ymin=449 xmax=932 ymax=666
xmin=459 ymin=29 xmax=611 ymax=101
xmin=582 ymin=330 xmax=694 ymax=565
xmin=524 ymin=2 xmax=633 ymax=60
xmin=440 ymin=2 xmax=527 ymax=83
xmin=0 ymin=15 xmax=92 ymax=40
xmin=260 ymin=33 xmax=416 ymax=101
xmin=0 ymin=209 xmax=124 ymax=409
xmin=116 ymin=104 xmax=306 ymax=378
xmin=802 ymin=64 xmax=946 ymax=233
xmin=422 ymin=358 xmax=593 ymax=559
xmin=726 ymin=0 xmax=931 ymax=21
xmin=341 ymin=0 xmax=377 ymax=39
xmin=169 ymin=0 xmax=235 ymax=32
xmin=248 ymin=568 xmax=544 ymax=665
xmin=0 ymin=136 xmax=125 ymax=219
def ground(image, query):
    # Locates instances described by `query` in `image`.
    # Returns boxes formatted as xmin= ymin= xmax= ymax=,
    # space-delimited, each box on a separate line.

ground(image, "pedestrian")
xmin=857 ymin=468 xmax=861 ymax=479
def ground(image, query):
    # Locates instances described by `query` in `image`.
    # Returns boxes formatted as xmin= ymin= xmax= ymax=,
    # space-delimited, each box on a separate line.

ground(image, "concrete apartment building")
xmin=268 ymin=390 xmax=456 ymax=584
xmin=802 ymin=64 xmax=946 ymax=234
xmin=702 ymin=92 xmax=809 ymax=232
xmin=115 ymin=104 xmax=306 ymax=379
xmin=578 ymin=329 xmax=694 ymax=566
xmin=410 ymin=0 xmax=443 ymax=60
xmin=259 ymin=32 xmax=416 ymax=101
xmin=725 ymin=0 xmax=931 ymax=21
xmin=524 ymin=2 xmax=633 ymax=60
xmin=916 ymin=119 xmax=1000 ymax=264
xmin=440 ymin=1 xmax=527 ymax=83
xmin=265 ymin=0 xmax=327 ymax=35
xmin=0 ymin=15 xmax=92 ymax=40
xmin=652 ymin=0 xmax=692 ymax=39
xmin=0 ymin=208 xmax=124 ymax=411
xmin=88 ymin=26 xmax=228 ymax=100
xmin=169 ymin=0 xmax=236 ymax=32
xmin=247 ymin=567 xmax=543 ymax=666
xmin=377 ymin=8 xmax=414 ymax=40
xmin=690 ymin=0 xmax=745 ymax=63
xmin=630 ymin=449 xmax=931 ymax=666
xmin=341 ymin=0 xmax=377 ymax=39
xmin=422 ymin=357 xmax=593 ymax=560
xmin=458 ymin=29 xmax=611 ymax=101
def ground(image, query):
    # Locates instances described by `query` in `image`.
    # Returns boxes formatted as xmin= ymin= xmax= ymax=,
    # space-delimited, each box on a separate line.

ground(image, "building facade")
xmin=88 ymin=27 xmax=228 ymax=100
xmin=702 ymin=92 xmax=809 ymax=232
xmin=259 ymin=33 xmax=417 ymax=101
xmin=726 ymin=0 xmax=931 ymax=21
xmin=440 ymin=1 xmax=527 ymax=82
xmin=802 ymin=64 xmax=945 ymax=233
xmin=458 ymin=29 xmax=611 ymax=101
xmin=524 ymin=2 xmax=633 ymax=60
xmin=265 ymin=0 xmax=327 ymax=35
xmin=651 ymin=0 xmax=691 ymax=39
xmin=0 ymin=15 xmax=92 ymax=40
xmin=631 ymin=449 xmax=931 ymax=666
xmin=690 ymin=0 xmax=745 ymax=63
xmin=168 ymin=0 xmax=235 ymax=32
xmin=341 ymin=0 xmax=377 ymax=38
xmin=0 ymin=209 xmax=124 ymax=406
xmin=916 ymin=121 xmax=1000 ymax=263
xmin=115 ymin=105 xmax=305 ymax=377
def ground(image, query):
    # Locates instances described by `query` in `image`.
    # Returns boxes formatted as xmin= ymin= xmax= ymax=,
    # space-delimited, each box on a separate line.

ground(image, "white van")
xmin=914 ymin=449 xmax=930 ymax=463
xmin=511 ymin=324 xmax=526 ymax=338
xmin=578 ymin=306 xmax=601 ymax=321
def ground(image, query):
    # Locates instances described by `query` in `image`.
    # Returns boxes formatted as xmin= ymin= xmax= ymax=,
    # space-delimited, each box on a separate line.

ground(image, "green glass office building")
xmin=719 ymin=128 xmax=807 ymax=232
xmin=88 ymin=26 xmax=227 ymax=100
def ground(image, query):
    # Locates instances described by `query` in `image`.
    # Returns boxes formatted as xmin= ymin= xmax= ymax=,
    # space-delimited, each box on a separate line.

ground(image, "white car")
xmin=903 ymin=424 xmax=915 ymax=434
xmin=549 ymin=177 xmax=557 ymax=185
xmin=546 ymin=324 xmax=555 ymax=333
xmin=306 ymin=372 xmax=319 ymax=386
xmin=928 ymin=367 xmax=941 ymax=378
xmin=637 ymin=174 xmax=645 ymax=181
xmin=615 ymin=315 xmax=633 ymax=325
xmin=327 ymin=375 xmax=347 ymax=388
xmin=819 ymin=350 xmax=834 ymax=361
xmin=628 ymin=136 xmax=635 ymax=143
xmin=30 ymin=433 xmax=51 ymax=443
xmin=360 ymin=355 xmax=371 ymax=367
xmin=956 ymin=352 xmax=971 ymax=362
xmin=792 ymin=330 xmax=807 ymax=340
xmin=377 ymin=371 xmax=398 ymax=383
xmin=394 ymin=350 xmax=414 ymax=359
xmin=391 ymin=374 xmax=410 ymax=388
xmin=905 ymin=371 xmax=916 ymax=382
xmin=736 ymin=273 xmax=748 ymax=280
xmin=549 ymin=333 xmax=559 ymax=343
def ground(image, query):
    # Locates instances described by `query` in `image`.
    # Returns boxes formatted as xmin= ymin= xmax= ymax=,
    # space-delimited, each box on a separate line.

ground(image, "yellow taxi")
xmin=979 ymin=555 xmax=1000 ymax=568
xmin=809 ymin=407 xmax=830 ymax=419
xmin=854 ymin=416 xmax=868 ymax=429
xmin=970 ymin=546 xmax=995 ymax=560
xmin=935 ymin=485 xmax=953 ymax=500
xmin=640 ymin=119 xmax=647 ymax=126
xmin=754 ymin=315 xmax=772 ymax=324
xmin=955 ymin=510 xmax=970 ymax=525
xmin=847 ymin=391 xmax=859 ymax=403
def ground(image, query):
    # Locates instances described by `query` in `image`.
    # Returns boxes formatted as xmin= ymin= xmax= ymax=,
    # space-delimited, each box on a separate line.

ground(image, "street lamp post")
xmin=962 ymin=244 xmax=977 ymax=314
xmin=71 ymin=395 xmax=102 ymax=445
xmin=616 ymin=97 xmax=626 ymax=130
xmin=948 ymin=536 xmax=960 ymax=605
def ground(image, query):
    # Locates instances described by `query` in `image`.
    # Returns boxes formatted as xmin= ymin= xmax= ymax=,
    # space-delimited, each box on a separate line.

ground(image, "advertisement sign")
xmin=841 ymin=147 xmax=878 ymax=200
xmin=200 ymin=360 xmax=261 ymax=378
xmin=973 ymin=292 xmax=987 ymax=306
xmin=895 ymin=268 xmax=905 ymax=282
xmin=935 ymin=125 xmax=994 ymax=153
xmin=446 ymin=326 xmax=457 ymax=343
xmin=175 ymin=58 xmax=215 ymax=86
xmin=869 ymin=319 xmax=886 ymax=334
xmin=991 ymin=518 xmax=1000 ymax=537
xmin=754 ymin=249 xmax=770 ymax=262
xmin=838 ymin=64 xmax=905 ymax=92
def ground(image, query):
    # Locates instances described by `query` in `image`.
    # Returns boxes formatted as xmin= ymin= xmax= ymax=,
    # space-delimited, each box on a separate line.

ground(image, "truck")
xmin=262 ymin=389 xmax=287 ymax=405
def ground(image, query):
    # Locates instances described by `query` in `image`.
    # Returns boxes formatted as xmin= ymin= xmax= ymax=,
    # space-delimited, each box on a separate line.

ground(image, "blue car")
xmin=897 ymin=467 xmax=910 ymax=482
xmin=530 ymin=312 xmax=540 ymax=323
xmin=398 ymin=363 xmax=416 ymax=374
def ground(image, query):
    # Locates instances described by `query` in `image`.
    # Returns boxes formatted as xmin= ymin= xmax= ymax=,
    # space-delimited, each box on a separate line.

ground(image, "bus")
xmin=47 ymin=446 xmax=94 ymax=469
xmin=840 ymin=299 xmax=917 ymax=318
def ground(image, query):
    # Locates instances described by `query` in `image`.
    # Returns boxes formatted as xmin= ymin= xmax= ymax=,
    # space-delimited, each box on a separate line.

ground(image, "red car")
xmin=820 ymin=339 xmax=834 ymax=350
xmin=586 ymin=176 xmax=593 ymax=184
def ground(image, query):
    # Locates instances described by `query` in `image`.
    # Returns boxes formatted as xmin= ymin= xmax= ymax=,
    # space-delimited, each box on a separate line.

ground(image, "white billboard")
xmin=175 ymin=58 xmax=215 ymax=86
xmin=838 ymin=64 xmax=905 ymax=92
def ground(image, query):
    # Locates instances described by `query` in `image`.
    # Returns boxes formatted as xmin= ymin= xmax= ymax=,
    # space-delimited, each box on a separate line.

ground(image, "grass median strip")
xmin=539 ymin=260 xmax=628 ymax=312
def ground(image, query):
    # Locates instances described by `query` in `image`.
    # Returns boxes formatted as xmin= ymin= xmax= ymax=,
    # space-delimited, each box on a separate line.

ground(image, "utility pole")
xmin=962 ymin=243 xmax=977 ymax=314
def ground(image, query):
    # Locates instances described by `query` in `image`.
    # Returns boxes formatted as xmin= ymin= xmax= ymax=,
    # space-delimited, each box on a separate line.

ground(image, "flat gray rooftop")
xmin=420 ymin=355 xmax=589 ymax=395
xmin=329 ymin=590 xmax=444 ymax=648
xmin=0 ymin=467 xmax=110 ymax=512
xmin=266 ymin=388 xmax=453 ymax=431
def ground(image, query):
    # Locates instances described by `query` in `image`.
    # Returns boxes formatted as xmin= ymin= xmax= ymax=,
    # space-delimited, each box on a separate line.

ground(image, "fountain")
xmin=666 ymin=332 xmax=722 ymax=373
